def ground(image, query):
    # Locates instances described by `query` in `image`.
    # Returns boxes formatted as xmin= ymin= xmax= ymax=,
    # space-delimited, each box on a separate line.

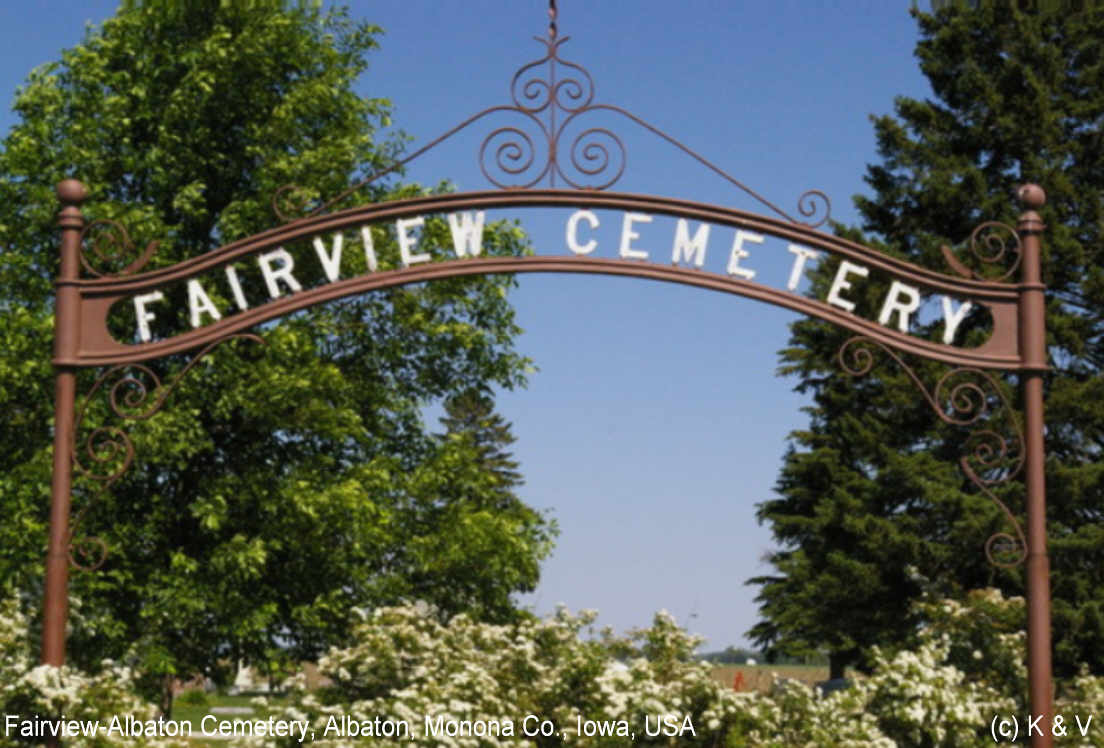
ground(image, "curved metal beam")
xmin=63 ymin=190 xmax=1024 ymax=369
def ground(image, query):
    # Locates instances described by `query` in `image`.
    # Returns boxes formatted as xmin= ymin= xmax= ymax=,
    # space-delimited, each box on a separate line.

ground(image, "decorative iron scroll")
xmin=838 ymin=336 xmax=1027 ymax=569
xmin=68 ymin=334 xmax=264 ymax=570
xmin=79 ymin=218 xmax=160 ymax=278
xmin=274 ymin=34 xmax=830 ymax=228
xmin=941 ymin=220 xmax=1022 ymax=283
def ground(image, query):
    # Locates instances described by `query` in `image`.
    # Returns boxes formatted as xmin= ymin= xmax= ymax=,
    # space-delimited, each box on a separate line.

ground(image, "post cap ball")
xmin=56 ymin=179 xmax=88 ymax=205
xmin=1017 ymin=183 xmax=1046 ymax=209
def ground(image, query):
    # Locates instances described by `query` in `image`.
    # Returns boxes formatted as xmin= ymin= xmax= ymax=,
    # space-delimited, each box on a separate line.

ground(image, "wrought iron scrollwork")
xmin=476 ymin=36 xmax=625 ymax=190
xmin=941 ymin=220 xmax=1022 ymax=283
xmin=68 ymin=334 xmax=264 ymax=571
xmin=273 ymin=30 xmax=830 ymax=228
xmin=78 ymin=219 xmax=159 ymax=278
xmin=838 ymin=336 xmax=1027 ymax=568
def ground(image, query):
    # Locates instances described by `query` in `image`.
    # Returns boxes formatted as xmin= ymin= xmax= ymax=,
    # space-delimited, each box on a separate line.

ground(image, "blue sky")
xmin=1 ymin=2 xmax=935 ymax=650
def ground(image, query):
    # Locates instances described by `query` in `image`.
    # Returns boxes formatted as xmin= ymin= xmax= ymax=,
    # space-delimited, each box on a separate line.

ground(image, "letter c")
xmin=566 ymin=210 xmax=599 ymax=255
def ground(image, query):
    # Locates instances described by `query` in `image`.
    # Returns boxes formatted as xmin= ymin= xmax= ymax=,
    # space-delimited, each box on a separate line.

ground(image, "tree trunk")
xmin=159 ymin=674 xmax=174 ymax=719
xmin=828 ymin=652 xmax=847 ymax=680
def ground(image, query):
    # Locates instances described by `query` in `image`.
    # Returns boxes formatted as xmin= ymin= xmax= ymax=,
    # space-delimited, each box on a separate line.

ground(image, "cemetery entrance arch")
xmin=43 ymin=9 xmax=1056 ymax=745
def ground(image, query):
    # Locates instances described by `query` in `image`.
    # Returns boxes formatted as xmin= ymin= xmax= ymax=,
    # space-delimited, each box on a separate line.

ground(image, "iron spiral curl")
xmin=557 ymin=121 xmax=625 ymax=190
xmin=69 ymin=536 xmax=109 ymax=572
xmin=78 ymin=219 xmax=159 ymax=278
xmin=837 ymin=336 xmax=1027 ymax=568
xmin=67 ymin=334 xmax=264 ymax=572
xmin=272 ymin=31 xmax=831 ymax=228
xmin=479 ymin=117 xmax=552 ymax=189
xmin=941 ymin=220 xmax=1022 ymax=283
xmin=272 ymin=184 xmax=322 ymax=224
xmin=797 ymin=190 xmax=831 ymax=230
xmin=510 ymin=36 xmax=595 ymax=115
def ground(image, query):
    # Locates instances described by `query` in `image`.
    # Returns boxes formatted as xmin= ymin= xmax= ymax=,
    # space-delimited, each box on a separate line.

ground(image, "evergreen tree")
xmin=751 ymin=2 xmax=1104 ymax=678
xmin=439 ymin=388 xmax=524 ymax=502
xmin=414 ymin=389 xmax=554 ymax=618
xmin=0 ymin=0 xmax=553 ymax=712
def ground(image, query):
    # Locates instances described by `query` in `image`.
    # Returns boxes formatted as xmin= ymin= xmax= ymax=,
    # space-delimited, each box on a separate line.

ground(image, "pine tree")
xmin=440 ymin=388 xmax=524 ymax=503
xmin=751 ymin=2 xmax=1104 ymax=678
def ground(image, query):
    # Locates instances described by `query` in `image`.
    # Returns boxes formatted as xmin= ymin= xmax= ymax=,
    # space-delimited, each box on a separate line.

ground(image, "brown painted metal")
xmin=42 ymin=175 xmax=1057 ymax=737
xmin=63 ymin=190 xmax=1022 ymax=370
xmin=36 ymin=0 xmax=1057 ymax=730
xmin=272 ymin=31 xmax=830 ymax=229
xmin=1017 ymin=185 xmax=1052 ymax=748
xmin=42 ymin=179 xmax=87 ymax=667
xmin=839 ymin=337 xmax=1028 ymax=568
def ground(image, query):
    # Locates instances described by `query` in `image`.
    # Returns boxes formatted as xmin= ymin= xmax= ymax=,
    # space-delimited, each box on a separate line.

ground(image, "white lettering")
xmin=257 ymin=248 xmax=303 ymax=299
xmin=134 ymin=291 xmax=165 ymax=343
xmin=360 ymin=225 xmax=379 ymax=272
xmin=941 ymin=297 xmax=973 ymax=344
xmin=397 ymin=216 xmax=429 ymax=267
xmin=826 ymin=260 xmax=869 ymax=313
xmin=619 ymin=212 xmax=652 ymax=260
xmin=566 ymin=210 xmax=599 ymax=255
xmin=448 ymin=211 xmax=485 ymax=257
xmin=786 ymin=244 xmax=821 ymax=291
xmin=224 ymin=265 xmax=249 ymax=311
xmin=877 ymin=280 xmax=921 ymax=333
xmin=313 ymin=233 xmax=345 ymax=282
xmin=726 ymin=229 xmax=762 ymax=279
xmin=187 ymin=279 xmax=223 ymax=328
xmin=671 ymin=219 xmax=709 ymax=267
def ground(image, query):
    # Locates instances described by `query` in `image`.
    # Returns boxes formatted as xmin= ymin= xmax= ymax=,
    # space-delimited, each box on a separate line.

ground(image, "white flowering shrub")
xmin=3 ymin=584 xmax=1100 ymax=746
xmin=251 ymin=605 xmax=749 ymax=747
xmin=912 ymin=587 xmax=1029 ymax=709
xmin=253 ymin=588 xmax=1104 ymax=747
xmin=0 ymin=596 xmax=183 ymax=748
xmin=856 ymin=634 xmax=1014 ymax=746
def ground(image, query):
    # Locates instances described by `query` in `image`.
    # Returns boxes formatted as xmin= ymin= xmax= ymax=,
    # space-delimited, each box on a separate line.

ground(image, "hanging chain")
xmin=548 ymin=0 xmax=557 ymax=40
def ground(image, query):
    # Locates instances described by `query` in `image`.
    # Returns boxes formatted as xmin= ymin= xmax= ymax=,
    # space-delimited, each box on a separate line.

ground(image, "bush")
xmin=251 ymin=590 xmax=1104 ymax=747
xmin=0 ymin=596 xmax=185 ymax=748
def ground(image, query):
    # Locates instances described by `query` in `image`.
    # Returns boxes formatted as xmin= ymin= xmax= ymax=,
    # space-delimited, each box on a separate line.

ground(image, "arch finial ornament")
xmin=272 ymin=34 xmax=830 ymax=227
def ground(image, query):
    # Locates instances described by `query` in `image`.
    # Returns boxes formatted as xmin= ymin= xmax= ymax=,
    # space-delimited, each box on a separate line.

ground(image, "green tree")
xmin=423 ymin=389 xmax=554 ymax=620
xmin=751 ymin=1 xmax=1104 ymax=679
xmin=0 ymin=0 xmax=553 ymax=714
xmin=439 ymin=388 xmax=524 ymax=501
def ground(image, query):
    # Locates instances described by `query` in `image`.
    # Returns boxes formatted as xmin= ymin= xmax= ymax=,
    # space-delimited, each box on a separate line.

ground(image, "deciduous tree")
xmin=0 ymin=0 xmax=553 ymax=713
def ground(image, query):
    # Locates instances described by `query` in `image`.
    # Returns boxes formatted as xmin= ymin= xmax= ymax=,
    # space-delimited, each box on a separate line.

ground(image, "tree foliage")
xmin=0 ymin=0 xmax=553 ymax=711
xmin=751 ymin=2 xmax=1104 ymax=678
xmin=440 ymin=388 xmax=525 ymax=501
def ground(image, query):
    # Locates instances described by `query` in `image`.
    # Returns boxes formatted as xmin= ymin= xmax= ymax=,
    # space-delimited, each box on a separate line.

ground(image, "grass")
xmin=170 ymin=691 xmax=289 ymax=747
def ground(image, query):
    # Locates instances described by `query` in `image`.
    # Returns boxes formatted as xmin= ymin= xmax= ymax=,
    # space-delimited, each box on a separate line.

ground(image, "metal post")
xmin=42 ymin=179 xmax=87 ymax=667
xmin=1017 ymin=183 xmax=1052 ymax=748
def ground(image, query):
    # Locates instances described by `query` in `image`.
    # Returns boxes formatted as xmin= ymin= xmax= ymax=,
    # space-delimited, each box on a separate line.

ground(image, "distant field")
xmin=710 ymin=664 xmax=830 ymax=693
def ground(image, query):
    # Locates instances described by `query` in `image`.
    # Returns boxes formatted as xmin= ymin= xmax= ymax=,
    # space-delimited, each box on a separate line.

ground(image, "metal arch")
xmin=61 ymin=189 xmax=1023 ymax=370
xmin=38 ymin=1 xmax=1058 ymax=737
